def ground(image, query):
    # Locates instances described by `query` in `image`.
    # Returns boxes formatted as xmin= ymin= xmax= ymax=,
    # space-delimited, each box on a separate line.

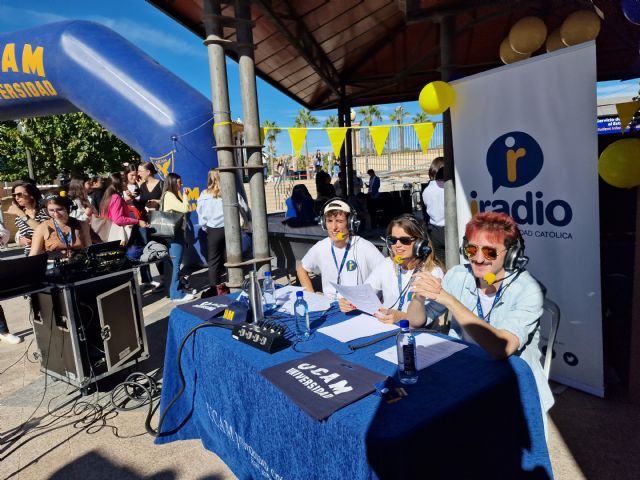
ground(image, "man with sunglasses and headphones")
xmin=407 ymin=211 xmax=553 ymax=415
xmin=297 ymin=198 xmax=383 ymax=299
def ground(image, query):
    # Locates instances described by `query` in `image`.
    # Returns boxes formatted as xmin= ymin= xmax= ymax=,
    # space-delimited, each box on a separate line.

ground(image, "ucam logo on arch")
xmin=469 ymin=131 xmax=573 ymax=231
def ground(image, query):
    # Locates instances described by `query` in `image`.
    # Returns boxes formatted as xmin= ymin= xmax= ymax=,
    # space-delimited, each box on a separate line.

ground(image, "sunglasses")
xmin=387 ymin=236 xmax=416 ymax=246
xmin=12 ymin=192 xmax=28 ymax=198
xmin=463 ymin=244 xmax=506 ymax=261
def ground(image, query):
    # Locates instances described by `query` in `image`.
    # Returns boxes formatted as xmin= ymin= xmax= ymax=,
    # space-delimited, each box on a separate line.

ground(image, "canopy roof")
xmin=147 ymin=0 xmax=640 ymax=110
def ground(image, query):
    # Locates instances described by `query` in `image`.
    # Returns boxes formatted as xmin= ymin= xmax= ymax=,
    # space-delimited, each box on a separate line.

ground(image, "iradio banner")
xmin=450 ymin=42 xmax=603 ymax=396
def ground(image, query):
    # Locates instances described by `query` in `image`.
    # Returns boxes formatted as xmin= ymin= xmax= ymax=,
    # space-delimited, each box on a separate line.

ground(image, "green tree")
xmin=262 ymin=119 xmax=281 ymax=175
xmin=356 ymin=105 xmax=382 ymax=155
xmin=0 ymin=113 xmax=137 ymax=182
xmin=412 ymin=112 xmax=430 ymax=123
xmin=293 ymin=108 xmax=319 ymax=171
xmin=323 ymin=115 xmax=339 ymax=128
xmin=389 ymin=105 xmax=410 ymax=152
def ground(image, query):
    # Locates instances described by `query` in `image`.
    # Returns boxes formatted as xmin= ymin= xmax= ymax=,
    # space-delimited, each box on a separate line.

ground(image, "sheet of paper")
xmin=375 ymin=334 xmax=467 ymax=370
xmin=317 ymin=313 xmax=398 ymax=343
xmin=274 ymin=285 xmax=333 ymax=314
xmin=330 ymin=282 xmax=382 ymax=315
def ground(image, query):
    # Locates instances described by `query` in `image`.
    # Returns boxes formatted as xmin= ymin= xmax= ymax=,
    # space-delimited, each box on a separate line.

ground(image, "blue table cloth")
xmin=156 ymin=306 xmax=553 ymax=479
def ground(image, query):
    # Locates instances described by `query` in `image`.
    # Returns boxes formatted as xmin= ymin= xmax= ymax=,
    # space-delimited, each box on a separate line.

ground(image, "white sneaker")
xmin=0 ymin=333 xmax=23 ymax=345
xmin=171 ymin=293 xmax=196 ymax=303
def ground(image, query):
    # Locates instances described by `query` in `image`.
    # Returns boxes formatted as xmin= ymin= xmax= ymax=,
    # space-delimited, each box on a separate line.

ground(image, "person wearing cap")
xmin=297 ymin=199 xmax=383 ymax=299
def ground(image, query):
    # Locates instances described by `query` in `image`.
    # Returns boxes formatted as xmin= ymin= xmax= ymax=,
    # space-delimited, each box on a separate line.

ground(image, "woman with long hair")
xmin=68 ymin=177 xmax=95 ymax=221
xmin=196 ymin=169 xmax=225 ymax=289
xmin=422 ymin=156 xmax=445 ymax=264
xmin=137 ymin=161 xmax=163 ymax=210
xmin=339 ymin=214 xmax=444 ymax=324
xmin=161 ymin=172 xmax=194 ymax=302
xmin=7 ymin=182 xmax=48 ymax=255
xmin=124 ymin=165 xmax=144 ymax=215
xmin=30 ymin=193 xmax=91 ymax=259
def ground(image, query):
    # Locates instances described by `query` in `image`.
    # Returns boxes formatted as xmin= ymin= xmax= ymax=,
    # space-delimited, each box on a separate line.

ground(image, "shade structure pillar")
xmin=439 ymin=14 xmax=460 ymax=269
xmin=235 ymin=0 xmax=271 ymax=278
xmin=203 ymin=0 xmax=244 ymax=289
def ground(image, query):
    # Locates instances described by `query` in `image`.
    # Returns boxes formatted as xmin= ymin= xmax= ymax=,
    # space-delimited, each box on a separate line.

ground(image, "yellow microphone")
xmin=483 ymin=273 xmax=497 ymax=285
xmin=336 ymin=232 xmax=345 ymax=241
xmin=393 ymin=255 xmax=404 ymax=265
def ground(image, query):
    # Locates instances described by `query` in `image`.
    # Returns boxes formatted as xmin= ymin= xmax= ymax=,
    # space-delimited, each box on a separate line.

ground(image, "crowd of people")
xmin=0 ymin=162 xmax=238 ymax=343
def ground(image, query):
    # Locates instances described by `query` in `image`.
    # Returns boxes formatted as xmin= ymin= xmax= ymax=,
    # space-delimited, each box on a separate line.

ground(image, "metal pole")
xmin=235 ymin=0 xmax=271 ymax=277
xmin=203 ymin=0 xmax=244 ymax=290
xmin=25 ymin=148 xmax=34 ymax=180
xmin=439 ymin=15 xmax=459 ymax=269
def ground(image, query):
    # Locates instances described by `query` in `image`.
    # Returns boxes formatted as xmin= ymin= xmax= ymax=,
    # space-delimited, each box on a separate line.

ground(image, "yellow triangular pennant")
xmin=325 ymin=127 xmax=349 ymax=159
xmin=413 ymin=123 xmax=435 ymax=153
xmin=616 ymin=101 xmax=640 ymax=133
xmin=260 ymin=127 xmax=268 ymax=145
xmin=369 ymin=126 xmax=391 ymax=156
xmin=288 ymin=128 xmax=308 ymax=158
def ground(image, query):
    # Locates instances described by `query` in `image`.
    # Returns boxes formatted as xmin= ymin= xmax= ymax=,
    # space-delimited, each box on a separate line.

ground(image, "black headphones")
xmin=460 ymin=233 xmax=529 ymax=272
xmin=386 ymin=214 xmax=432 ymax=258
xmin=320 ymin=197 xmax=361 ymax=233
xmin=43 ymin=193 xmax=74 ymax=214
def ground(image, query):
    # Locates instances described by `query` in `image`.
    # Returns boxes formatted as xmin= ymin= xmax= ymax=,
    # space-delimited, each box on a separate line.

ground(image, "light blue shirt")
xmin=425 ymin=264 xmax=554 ymax=413
xmin=196 ymin=192 xmax=224 ymax=228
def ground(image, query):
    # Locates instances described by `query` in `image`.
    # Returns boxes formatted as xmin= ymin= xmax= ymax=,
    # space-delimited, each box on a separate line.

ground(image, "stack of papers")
xmin=375 ymin=334 xmax=467 ymax=370
xmin=330 ymin=282 xmax=382 ymax=315
xmin=274 ymin=286 xmax=333 ymax=314
xmin=317 ymin=314 xmax=398 ymax=343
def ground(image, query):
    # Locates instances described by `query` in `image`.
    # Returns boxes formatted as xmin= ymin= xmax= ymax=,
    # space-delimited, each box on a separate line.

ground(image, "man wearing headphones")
xmin=297 ymin=198 xmax=383 ymax=299
xmin=406 ymin=211 xmax=553 ymax=414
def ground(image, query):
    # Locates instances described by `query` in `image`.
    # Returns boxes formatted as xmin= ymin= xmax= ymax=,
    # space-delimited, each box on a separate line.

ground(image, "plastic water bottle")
xmin=396 ymin=320 xmax=418 ymax=384
xmin=294 ymin=291 xmax=311 ymax=341
xmin=262 ymin=271 xmax=276 ymax=311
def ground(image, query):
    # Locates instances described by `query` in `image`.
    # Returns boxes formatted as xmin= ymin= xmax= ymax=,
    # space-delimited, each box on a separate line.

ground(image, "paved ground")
xmin=1 ymin=252 xmax=639 ymax=479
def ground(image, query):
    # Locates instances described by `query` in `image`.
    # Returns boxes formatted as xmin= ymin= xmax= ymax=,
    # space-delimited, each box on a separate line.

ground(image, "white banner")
xmin=450 ymin=42 xmax=603 ymax=396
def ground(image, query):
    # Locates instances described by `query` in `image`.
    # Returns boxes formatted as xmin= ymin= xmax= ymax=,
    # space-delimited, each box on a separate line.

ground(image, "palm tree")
xmin=412 ymin=112 xmax=430 ymax=123
xmin=323 ymin=115 xmax=339 ymax=128
xmin=262 ymin=119 xmax=281 ymax=175
xmin=356 ymin=105 xmax=382 ymax=155
xmin=293 ymin=108 xmax=319 ymax=173
xmin=389 ymin=105 xmax=410 ymax=152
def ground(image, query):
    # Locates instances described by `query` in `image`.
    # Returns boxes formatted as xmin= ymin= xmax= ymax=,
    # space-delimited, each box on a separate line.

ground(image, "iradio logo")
xmin=487 ymin=132 xmax=543 ymax=193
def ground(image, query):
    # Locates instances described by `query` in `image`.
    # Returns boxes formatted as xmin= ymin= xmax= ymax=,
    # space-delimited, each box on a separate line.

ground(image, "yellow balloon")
xmin=509 ymin=16 xmax=547 ymax=54
xmin=561 ymin=10 xmax=601 ymax=46
xmin=546 ymin=28 xmax=566 ymax=53
xmin=598 ymin=138 xmax=640 ymax=188
xmin=419 ymin=81 xmax=455 ymax=115
xmin=500 ymin=38 xmax=531 ymax=64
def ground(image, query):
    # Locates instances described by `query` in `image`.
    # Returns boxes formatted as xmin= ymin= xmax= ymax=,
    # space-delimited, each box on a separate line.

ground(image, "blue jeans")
xmin=168 ymin=240 xmax=185 ymax=299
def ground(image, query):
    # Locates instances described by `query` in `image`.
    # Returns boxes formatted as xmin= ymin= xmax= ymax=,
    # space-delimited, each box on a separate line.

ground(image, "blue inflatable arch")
xmin=0 ymin=20 xmax=217 ymax=201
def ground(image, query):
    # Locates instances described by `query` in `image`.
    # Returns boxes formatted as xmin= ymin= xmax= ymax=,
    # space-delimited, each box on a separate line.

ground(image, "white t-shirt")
xmin=422 ymin=180 xmax=445 ymax=227
xmin=365 ymin=257 xmax=444 ymax=311
xmin=301 ymin=236 xmax=384 ymax=297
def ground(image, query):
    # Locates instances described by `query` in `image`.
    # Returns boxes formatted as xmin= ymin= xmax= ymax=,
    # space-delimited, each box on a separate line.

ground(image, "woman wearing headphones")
xmin=338 ymin=214 xmax=444 ymax=322
xmin=29 ymin=193 xmax=92 ymax=259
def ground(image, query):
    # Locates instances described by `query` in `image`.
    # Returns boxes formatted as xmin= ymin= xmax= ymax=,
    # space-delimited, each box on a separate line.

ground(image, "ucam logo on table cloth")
xmin=470 ymin=131 xmax=573 ymax=230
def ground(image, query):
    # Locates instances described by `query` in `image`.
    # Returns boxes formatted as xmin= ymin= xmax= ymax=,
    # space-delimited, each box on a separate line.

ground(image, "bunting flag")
xmin=369 ymin=126 xmax=391 ymax=156
xmin=148 ymin=150 xmax=175 ymax=179
xmin=260 ymin=127 xmax=268 ymax=145
xmin=288 ymin=128 xmax=308 ymax=157
xmin=413 ymin=122 xmax=436 ymax=153
xmin=325 ymin=127 xmax=349 ymax=159
xmin=615 ymin=101 xmax=640 ymax=133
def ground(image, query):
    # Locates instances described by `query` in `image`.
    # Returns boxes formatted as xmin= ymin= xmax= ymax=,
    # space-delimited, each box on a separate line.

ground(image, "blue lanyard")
xmin=331 ymin=236 xmax=351 ymax=285
xmin=476 ymin=284 xmax=503 ymax=323
xmin=397 ymin=265 xmax=410 ymax=311
xmin=53 ymin=220 xmax=73 ymax=249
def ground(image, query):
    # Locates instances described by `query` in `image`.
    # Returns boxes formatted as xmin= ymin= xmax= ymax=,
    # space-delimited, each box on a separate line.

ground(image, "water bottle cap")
xmin=398 ymin=320 xmax=409 ymax=328
xmin=264 ymin=271 xmax=272 ymax=277
xmin=296 ymin=291 xmax=304 ymax=298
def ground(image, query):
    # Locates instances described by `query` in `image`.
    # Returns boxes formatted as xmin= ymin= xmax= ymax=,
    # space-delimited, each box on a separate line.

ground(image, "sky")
xmin=0 ymin=0 xmax=638 ymax=155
